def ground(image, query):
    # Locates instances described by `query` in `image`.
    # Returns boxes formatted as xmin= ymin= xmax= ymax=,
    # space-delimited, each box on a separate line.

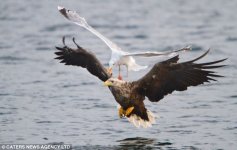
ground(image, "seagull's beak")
xmin=104 ymin=80 xmax=113 ymax=86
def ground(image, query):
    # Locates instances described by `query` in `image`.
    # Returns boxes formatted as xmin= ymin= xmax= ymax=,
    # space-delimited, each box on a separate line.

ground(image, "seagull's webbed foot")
xmin=118 ymin=74 xmax=123 ymax=80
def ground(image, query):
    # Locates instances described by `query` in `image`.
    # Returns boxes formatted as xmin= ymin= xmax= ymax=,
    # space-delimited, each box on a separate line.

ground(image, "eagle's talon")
xmin=118 ymin=106 xmax=125 ymax=118
xmin=118 ymin=106 xmax=134 ymax=118
xmin=125 ymin=106 xmax=134 ymax=117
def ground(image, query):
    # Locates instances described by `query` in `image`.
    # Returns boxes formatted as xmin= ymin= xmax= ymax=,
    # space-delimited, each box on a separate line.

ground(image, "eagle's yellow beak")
xmin=104 ymin=80 xmax=113 ymax=86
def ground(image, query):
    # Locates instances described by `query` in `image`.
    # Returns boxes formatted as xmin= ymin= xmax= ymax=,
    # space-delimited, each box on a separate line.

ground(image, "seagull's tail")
xmin=127 ymin=110 xmax=157 ymax=128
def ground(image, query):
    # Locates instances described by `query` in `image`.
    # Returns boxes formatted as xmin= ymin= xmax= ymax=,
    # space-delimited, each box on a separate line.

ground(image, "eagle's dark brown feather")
xmin=55 ymin=37 xmax=111 ymax=82
xmin=134 ymin=50 xmax=227 ymax=102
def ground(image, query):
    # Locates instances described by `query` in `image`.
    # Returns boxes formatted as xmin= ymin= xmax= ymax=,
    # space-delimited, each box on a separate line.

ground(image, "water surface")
xmin=0 ymin=0 xmax=236 ymax=149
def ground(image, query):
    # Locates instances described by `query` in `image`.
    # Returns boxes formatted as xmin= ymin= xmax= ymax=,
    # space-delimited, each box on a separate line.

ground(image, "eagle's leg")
xmin=118 ymin=106 xmax=134 ymax=118
xmin=125 ymin=106 xmax=134 ymax=117
xmin=118 ymin=65 xmax=123 ymax=80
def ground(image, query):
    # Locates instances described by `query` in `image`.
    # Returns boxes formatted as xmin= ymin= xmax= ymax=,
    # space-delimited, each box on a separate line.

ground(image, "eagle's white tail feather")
xmin=127 ymin=110 xmax=157 ymax=128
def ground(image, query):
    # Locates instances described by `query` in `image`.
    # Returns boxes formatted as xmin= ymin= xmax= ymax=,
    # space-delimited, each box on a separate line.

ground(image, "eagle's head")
xmin=104 ymin=78 xmax=126 ymax=87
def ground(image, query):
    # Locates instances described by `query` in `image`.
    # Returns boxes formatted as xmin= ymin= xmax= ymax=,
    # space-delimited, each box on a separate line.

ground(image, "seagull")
xmin=55 ymin=37 xmax=227 ymax=128
xmin=57 ymin=6 xmax=191 ymax=79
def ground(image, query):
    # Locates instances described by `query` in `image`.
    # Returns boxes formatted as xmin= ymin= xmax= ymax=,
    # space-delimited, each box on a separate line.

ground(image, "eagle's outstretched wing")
xmin=55 ymin=37 xmax=111 ymax=82
xmin=134 ymin=49 xmax=227 ymax=102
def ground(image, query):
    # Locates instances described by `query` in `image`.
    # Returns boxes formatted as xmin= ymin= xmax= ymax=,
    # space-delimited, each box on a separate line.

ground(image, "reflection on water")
xmin=72 ymin=137 xmax=199 ymax=149
xmin=117 ymin=137 xmax=172 ymax=149
xmin=72 ymin=137 xmax=173 ymax=149
xmin=118 ymin=137 xmax=156 ymax=146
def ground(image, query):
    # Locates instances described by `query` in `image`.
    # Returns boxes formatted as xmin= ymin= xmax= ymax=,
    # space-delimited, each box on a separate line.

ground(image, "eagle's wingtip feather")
xmin=57 ymin=6 xmax=64 ymax=10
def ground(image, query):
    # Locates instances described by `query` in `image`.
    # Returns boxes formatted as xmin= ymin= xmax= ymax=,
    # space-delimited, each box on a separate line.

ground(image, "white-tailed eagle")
xmin=55 ymin=37 xmax=227 ymax=128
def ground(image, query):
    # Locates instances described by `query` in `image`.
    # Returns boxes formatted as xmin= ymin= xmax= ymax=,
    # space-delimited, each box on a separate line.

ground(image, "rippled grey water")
xmin=1 ymin=0 xmax=237 ymax=149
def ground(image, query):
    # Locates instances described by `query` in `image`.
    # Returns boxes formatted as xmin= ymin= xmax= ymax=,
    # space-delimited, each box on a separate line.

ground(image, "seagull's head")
xmin=109 ymin=59 xmax=116 ymax=68
xmin=109 ymin=51 xmax=122 ymax=67
xmin=104 ymin=78 xmax=126 ymax=87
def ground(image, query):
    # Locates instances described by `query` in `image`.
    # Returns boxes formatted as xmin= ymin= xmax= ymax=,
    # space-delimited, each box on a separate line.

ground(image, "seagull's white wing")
xmin=124 ymin=46 xmax=191 ymax=57
xmin=58 ymin=6 xmax=122 ymax=52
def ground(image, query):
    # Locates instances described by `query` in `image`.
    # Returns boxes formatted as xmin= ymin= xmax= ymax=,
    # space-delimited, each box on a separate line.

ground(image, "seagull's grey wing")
xmin=124 ymin=46 xmax=191 ymax=57
xmin=58 ymin=6 xmax=122 ymax=52
xmin=124 ymin=51 xmax=173 ymax=57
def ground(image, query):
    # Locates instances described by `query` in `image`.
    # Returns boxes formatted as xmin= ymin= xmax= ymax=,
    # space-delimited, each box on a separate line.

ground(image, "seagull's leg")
xmin=119 ymin=65 xmax=121 ymax=75
xmin=126 ymin=65 xmax=129 ymax=77
xmin=118 ymin=65 xmax=123 ymax=80
xmin=125 ymin=106 xmax=134 ymax=117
